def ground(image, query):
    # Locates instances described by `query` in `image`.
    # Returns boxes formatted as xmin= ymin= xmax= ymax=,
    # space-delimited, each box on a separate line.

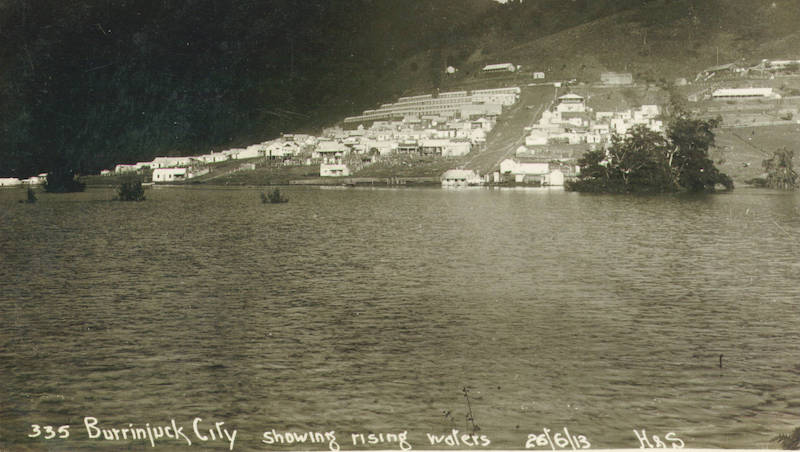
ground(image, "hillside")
xmin=2 ymin=0 xmax=800 ymax=178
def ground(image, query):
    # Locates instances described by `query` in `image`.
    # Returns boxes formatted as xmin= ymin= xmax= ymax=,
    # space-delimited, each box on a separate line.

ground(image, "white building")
xmin=711 ymin=88 xmax=780 ymax=99
xmin=317 ymin=141 xmax=350 ymax=177
xmin=23 ymin=175 xmax=45 ymax=185
xmin=344 ymin=87 xmax=518 ymax=124
xmin=419 ymin=139 xmax=471 ymax=157
xmin=151 ymin=156 xmax=193 ymax=168
xmin=196 ymin=152 xmax=228 ymax=164
xmin=152 ymin=167 xmax=188 ymax=182
xmin=115 ymin=164 xmax=138 ymax=174
xmin=265 ymin=141 xmax=301 ymax=159
xmin=441 ymin=169 xmax=482 ymax=187
xmin=499 ymin=159 xmax=564 ymax=185
xmin=0 ymin=178 xmax=22 ymax=187
xmin=556 ymin=94 xmax=586 ymax=113
xmin=525 ymin=130 xmax=549 ymax=146
xmin=482 ymin=63 xmax=516 ymax=73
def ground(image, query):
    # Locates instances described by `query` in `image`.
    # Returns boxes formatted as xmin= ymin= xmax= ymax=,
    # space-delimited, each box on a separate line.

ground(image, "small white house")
xmin=500 ymin=159 xmax=563 ymax=184
xmin=556 ymin=94 xmax=586 ymax=113
xmin=441 ymin=169 xmax=482 ymax=187
xmin=197 ymin=152 xmax=228 ymax=164
xmin=115 ymin=164 xmax=138 ymax=174
xmin=152 ymin=167 xmax=187 ymax=182
xmin=317 ymin=140 xmax=350 ymax=177
xmin=545 ymin=169 xmax=565 ymax=186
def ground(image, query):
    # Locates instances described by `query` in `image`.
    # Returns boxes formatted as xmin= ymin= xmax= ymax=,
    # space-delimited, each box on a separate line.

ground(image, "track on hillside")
xmin=464 ymin=84 xmax=559 ymax=175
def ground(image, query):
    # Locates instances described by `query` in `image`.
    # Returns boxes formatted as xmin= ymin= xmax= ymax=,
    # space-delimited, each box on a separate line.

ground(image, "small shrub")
xmin=117 ymin=176 xmax=146 ymax=201
xmin=261 ymin=188 xmax=288 ymax=204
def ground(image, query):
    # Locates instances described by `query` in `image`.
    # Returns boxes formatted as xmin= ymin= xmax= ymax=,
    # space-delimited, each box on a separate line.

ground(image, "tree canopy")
xmin=567 ymin=117 xmax=733 ymax=193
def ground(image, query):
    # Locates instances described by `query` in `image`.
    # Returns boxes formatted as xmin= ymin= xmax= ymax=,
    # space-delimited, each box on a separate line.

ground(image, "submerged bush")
xmin=762 ymin=147 xmax=798 ymax=190
xmin=117 ymin=175 xmax=146 ymax=201
xmin=261 ymin=188 xmax=288 ymax=204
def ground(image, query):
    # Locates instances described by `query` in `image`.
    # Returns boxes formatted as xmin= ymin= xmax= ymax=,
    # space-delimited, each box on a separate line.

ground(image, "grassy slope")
xmin=713 ymin=124 xmax=800 ymax=183
xmin=453 ymin=0 xmax=800 ymax=84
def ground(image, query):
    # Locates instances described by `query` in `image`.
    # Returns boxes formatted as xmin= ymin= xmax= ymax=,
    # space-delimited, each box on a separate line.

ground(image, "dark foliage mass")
xmin=43 ymin=167 xmax=86 ymax=193
xmin=567 ymin=117 xmax=733 ymax=193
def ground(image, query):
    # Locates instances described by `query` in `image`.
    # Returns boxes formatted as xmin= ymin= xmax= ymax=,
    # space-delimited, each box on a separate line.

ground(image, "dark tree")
xmin=43 ymin=168 xmax=86 ymax=193
xmin=667 ymin=116 xmax=733 ymax=192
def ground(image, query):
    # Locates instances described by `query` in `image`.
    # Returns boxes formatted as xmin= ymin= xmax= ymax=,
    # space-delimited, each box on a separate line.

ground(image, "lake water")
xmin=1 ymin=185 xmax=799 ymax=451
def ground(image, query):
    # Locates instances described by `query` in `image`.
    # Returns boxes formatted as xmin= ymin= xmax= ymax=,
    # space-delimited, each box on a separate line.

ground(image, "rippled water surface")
xmin=1 ymin=186 xmax=799 ymax=450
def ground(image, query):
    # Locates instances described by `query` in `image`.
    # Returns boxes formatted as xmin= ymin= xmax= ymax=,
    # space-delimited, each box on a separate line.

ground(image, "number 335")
xmin=29 ymin=424 xmax=69 ymax=439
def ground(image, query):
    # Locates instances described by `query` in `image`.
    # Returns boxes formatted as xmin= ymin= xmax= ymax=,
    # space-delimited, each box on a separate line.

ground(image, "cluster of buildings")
xmin=440 ymin=161 xmax=570 ymax=187
xmin=319 ymin=115 xmax=497 ymax=177
xmin=523 ymin=93 xmax=663 ymax=147
xmin=440 ymin=91 xmax=665 ymax=188
xmin=107 ymin=135 xmax=317 ymax=182
xmin=90 ymin=86 xmax=520 ymax=182
xmin=97 ymin=87 xmax=515 ymax=181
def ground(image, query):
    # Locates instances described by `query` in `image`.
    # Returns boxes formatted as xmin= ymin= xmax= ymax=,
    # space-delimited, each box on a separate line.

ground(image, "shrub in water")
xmin=117 ymin=176 xmax=146 ymax=201
xmin=261 ymin=188 xmax=288 ymax=204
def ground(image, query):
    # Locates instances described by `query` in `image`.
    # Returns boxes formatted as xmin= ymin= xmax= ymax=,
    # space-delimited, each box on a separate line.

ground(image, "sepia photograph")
xmin=1 ymin=0 xmax=799 ymax=450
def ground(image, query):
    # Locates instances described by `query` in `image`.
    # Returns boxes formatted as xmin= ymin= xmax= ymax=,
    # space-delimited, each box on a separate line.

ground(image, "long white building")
xmin=344 ymin=87 xmax=520 ymax=124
